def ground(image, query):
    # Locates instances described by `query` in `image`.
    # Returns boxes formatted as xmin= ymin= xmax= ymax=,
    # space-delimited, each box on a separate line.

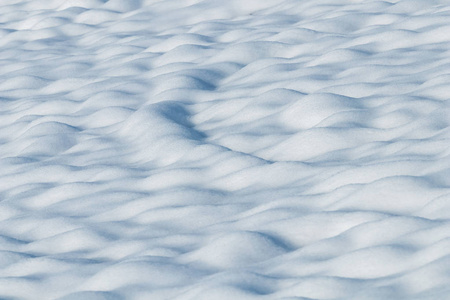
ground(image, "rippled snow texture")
xmin=1 ymin=0 xmax=450 ymax=299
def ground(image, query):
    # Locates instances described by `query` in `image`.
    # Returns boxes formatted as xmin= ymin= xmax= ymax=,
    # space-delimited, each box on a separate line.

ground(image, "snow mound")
xmin=0 ymin=0 xmax=449 ymax=299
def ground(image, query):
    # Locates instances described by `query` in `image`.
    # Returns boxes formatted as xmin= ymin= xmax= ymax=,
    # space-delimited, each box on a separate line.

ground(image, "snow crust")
xmin=0 ymin=0 xmax=450 ymax=299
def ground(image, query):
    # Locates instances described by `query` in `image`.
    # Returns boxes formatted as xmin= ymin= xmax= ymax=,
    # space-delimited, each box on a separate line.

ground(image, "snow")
xmin=0 ymin=0 xmax=450 ymax=299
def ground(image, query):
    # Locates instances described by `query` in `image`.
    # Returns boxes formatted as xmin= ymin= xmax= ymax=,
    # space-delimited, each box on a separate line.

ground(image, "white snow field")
xmin=0 ymin=0 xmax=450 ymax=299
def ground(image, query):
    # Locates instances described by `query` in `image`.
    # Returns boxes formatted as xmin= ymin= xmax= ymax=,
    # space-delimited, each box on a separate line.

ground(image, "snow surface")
xmin=0 ymin=0 xmax=450 ymax=299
